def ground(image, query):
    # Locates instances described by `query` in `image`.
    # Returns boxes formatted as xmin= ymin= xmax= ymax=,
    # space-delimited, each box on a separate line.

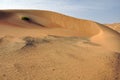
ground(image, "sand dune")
xmin=0 ymin=10 xmax=120 ymax=80
xmin=0 ymin=10 xmax=101 ymax=37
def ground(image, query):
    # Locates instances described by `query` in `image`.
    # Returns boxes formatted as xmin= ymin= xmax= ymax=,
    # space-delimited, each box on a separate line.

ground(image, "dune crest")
xmin=0 ymin=10 xmax=101 ymax=37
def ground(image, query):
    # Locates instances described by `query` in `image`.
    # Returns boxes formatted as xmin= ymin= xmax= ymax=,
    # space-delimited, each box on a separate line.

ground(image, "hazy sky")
xmin=0 ymin=0 xmax=120 ymax=23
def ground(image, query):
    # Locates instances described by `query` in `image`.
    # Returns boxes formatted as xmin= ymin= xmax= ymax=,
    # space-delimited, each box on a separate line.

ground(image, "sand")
xmin=0 ymin=10 xmax=120 ymax=80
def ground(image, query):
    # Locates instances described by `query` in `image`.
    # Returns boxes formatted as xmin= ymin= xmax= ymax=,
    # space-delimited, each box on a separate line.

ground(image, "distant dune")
xmin=0 ymin=10 xmax=120 ymax=80
xmin=105 ymin=23 xmax=120 ymax=33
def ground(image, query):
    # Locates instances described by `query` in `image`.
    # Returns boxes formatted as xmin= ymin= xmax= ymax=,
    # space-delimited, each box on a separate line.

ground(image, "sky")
xmin=0 ymin=0 xmax=120 ymax=23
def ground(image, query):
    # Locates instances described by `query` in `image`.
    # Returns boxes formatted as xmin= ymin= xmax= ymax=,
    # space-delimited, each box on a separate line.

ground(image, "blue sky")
xmin=0 ymin=0 xmax=120 ymax=23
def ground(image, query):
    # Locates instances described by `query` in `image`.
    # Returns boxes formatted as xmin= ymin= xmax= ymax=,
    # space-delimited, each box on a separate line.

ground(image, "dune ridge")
xmin=0 ymin=10 xmax=101 ymax=37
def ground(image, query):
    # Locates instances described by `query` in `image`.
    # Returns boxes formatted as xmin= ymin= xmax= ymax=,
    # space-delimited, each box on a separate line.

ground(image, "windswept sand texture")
xmin=0 ymin=10 xmax=120 ymax=80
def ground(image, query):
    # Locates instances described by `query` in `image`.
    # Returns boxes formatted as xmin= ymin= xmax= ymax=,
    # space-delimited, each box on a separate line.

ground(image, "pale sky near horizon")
xmin=0 ymin=0 xmax=120 ymax=23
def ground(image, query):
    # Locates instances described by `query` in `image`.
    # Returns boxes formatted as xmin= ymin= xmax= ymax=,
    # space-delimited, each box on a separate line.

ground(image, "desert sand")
xmin=0 ymin=10 xmax=120 ymax=80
